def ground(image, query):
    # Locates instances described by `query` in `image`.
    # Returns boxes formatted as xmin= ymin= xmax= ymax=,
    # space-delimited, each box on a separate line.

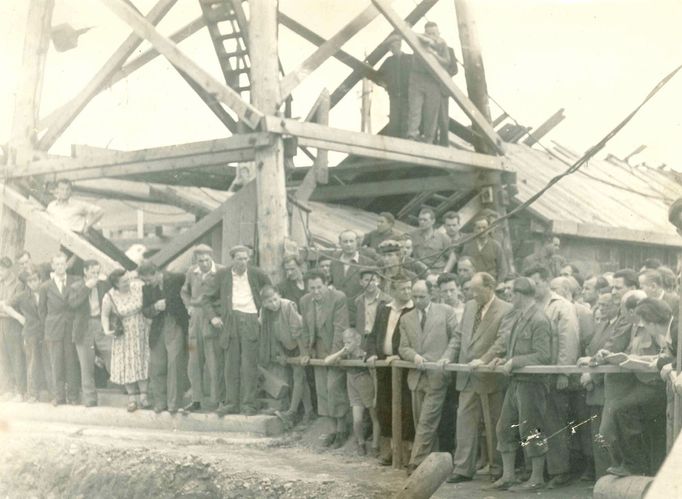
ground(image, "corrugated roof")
xmin=506 ymin=143 xmax=682 ymax=247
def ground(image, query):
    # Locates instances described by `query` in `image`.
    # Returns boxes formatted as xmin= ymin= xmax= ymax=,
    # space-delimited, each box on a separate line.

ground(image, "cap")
xmin=229 ymin=245 xmax=251 ymax=258
xmin=377 ymin=240 xmax=402 ymax=254
xmin=512 ymin=277 xmax=535 ymax=296
xmin=359 ymin=268 xmax=380 ymax=279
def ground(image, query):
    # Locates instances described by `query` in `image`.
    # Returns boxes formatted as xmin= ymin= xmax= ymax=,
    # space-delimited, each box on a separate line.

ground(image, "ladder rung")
xmin=218 ymin=32 xmax=242 ymax=41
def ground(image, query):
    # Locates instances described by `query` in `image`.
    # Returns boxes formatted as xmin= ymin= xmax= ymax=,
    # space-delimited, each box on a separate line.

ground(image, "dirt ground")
xmin=0 ymin=412 xmax=594 ymax=499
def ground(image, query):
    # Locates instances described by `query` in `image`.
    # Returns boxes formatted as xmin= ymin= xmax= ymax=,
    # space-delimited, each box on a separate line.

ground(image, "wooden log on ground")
xmin=393 ymin=452 xmax=452 ymax=499
xmin=593 ymin=475 xmax=653 ymax=499
xmin=391 ymin=365 xmax=403 ymax=469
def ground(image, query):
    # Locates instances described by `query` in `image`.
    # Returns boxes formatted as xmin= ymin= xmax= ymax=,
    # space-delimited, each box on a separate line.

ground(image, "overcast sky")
xmin=1 ymin=0 xmax=681 ymax=170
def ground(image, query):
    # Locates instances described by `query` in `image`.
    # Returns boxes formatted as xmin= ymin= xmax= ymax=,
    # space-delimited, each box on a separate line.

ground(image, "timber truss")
xmin=3 ymin=0 xmax=515 ymax=274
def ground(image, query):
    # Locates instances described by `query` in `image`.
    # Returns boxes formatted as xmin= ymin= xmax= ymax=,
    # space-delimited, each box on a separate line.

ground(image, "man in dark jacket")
xmin=138 ymin=260 xmax=189 ymax=414
xmin=205 ymin=245 xmax=271 ymax=416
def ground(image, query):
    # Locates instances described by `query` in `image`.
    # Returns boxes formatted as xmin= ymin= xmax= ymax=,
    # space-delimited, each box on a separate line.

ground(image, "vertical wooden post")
xmin=314 ymin=94 xmax=330 ymax=185
xmin=361 ymin=76 xmax=373 ymax=134
xmin=674 ymin=295 xmax=682 ymax=441
xmin=391 ymin=365 xmax=404 ymax=469
xmin=249 ymin=0 xmax=289 ymax=278
xmin=1 ymin=0 xmax=55 ymax=259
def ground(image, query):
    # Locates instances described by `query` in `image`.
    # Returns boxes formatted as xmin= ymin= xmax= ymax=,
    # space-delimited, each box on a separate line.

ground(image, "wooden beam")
xmin=264 ymin=117 xmax=506 ymax=172
xmin=458 ymin=192 xmax=483 ymax=227
xmin=99 ymin=0 xmax=263 ymax=129
xmin=279 ymin=13 xmax=383 ymax=84
xmin=9 ymin=133 xmax=269 ymax=181
xmin=148 ymin=186 xmax=210 ymax=218
xmin=175 ymin=68 xmax=238 ymax=132
xmin=1 ymin=185 xmax=120 ymax=274
xmin=329 ymin=0 xmax=438 ymax=108
xmin=39 ymin=15 xmax=205 ymax=133
xmin=523 ymin=108 xmax=566 ymax=146
xmin=221 ymin=181 xmax=257 ymax=265
xmin=371 ymin=0 xmax=505 ymax=155
xmin=38 ymin=0 xmax=178 ymax=151
xmin=279 ymin=3 xmax=384 ymax=102
xmin=310 ymin=175 xmax=458 ymax=201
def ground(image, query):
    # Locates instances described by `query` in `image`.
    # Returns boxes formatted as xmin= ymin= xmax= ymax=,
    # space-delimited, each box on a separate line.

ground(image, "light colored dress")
xmin=103 ymin=280 xmax=150 ymax=385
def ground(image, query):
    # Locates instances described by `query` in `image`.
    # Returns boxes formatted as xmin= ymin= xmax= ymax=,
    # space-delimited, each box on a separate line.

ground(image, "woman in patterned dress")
xmin=101 ymin=269 xmax=151 ymax=412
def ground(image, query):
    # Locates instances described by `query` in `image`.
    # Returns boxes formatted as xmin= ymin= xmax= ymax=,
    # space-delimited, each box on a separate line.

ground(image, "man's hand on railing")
xmin=436 ymin=358 xmax=449 ymax=371
xmin=468 ymin=359 xmax=484 ymax=369
xmin=580 ymin=372 xmax=594 ymax=391
xmin=385 ymin=355 xmax=400 ymax=365
xmin=414 ymin=354 xmax=426 ymax=370
xmin=487 ymin=357 xmax=505 ymax=369
xmin=500 ymin=359 xmax=513 ymax=376
xmin=299 ymin=355 xmax=310 ymax=366
xmin=576 ymin=356 xmax=592 ymax=367
xmin=556 ymin=374 xmax=569 ymax=390
xmin=366 ymin=355 xmax=378 ymax=367
xmin=594 ymin=349 xmax=611 ymax=364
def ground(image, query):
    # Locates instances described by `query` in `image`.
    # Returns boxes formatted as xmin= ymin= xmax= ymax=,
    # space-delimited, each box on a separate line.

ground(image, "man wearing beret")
xmin=205 ymin=245 xmax=271 ymax=416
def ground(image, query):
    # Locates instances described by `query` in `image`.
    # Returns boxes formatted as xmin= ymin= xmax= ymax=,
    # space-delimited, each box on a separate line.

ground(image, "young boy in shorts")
xmin=324 ymin=328 xmax=380 ymax=455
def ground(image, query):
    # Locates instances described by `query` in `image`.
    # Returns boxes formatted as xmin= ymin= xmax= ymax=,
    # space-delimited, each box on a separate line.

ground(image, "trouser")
xmin=223 ymin=311 xmax=259 ymax=412
xmin=545 ymin=386 xmax=571 ymax=475
xmin=436 ymin=376 xmax=458 ymax=453
xmin=497 ymin=379 xmax=548 ymax=458
xmin=150 ymin=317 xmax=185 ymax=411
xmin=24 ymin=337 xmax=42 ymax=398
xmin=46 ymin=335 xmax=80 ymax=403
xmin=387 ymin=94 xmax=409 ymax=138
xmin=41 ymin=340 xmax=53 ymax=396
xmin=436 ymin=95 xmax=449 ymax=146
xmin=572 ymin=390 xmax=594 ymax=471
xmin=589 ymin=405 xmax=610 ymax=479
xmin=409 ymin=372 xmax=449 ymax=466
xmin=187 ymin=311 xmax=220 ymax=405
xmin=375 ymin=366 xmax=415 ymax=440
xmin=74 ymin=318 xmax=107 ymax=405
xmin=453 ymin=390 xmax=504 ymax=477
xmin=0 ymin=324 xmax=25 ymax=395
xmin=600 ymin=374 xmax=666 ymax=475
xmin=406 ymin=71 xmax=442 ymax=143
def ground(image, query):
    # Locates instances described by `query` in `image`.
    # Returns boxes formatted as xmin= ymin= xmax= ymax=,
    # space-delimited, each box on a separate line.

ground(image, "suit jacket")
xmin=142 ymin=272 xmax=189 ymax=348
xmin=329 ymin=252 xmax=375 ymax=327
xmin=399 ymin=303 xmax=458 ymax=390
xmin=299 ymin=288 xmax=349 ymax=356
xmin=585 ymin=318 xmax=618 ymax=406
xmin=39 ymin=275 xmax=79 ymax=342
xmin=504 ymin=303 xmax=552 ymax=382
xmin=544 ymin=293 xmax=580 ymax=366
xmin=9 ymin=290 xmax=44 ymax=339
xmin=354 ymin=290 xmax=392 ymax=337
xmin=455 ymin=297 xmax=513 ymax=393
xmin=366 ymin=301 xmax=414 ymax=359
xmin=68 ymin=278 xmax=111 ymax=343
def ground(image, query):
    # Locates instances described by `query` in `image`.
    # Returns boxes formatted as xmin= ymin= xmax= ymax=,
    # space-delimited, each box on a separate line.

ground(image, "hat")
xmin=512 ymin=277 xmax=535 ymax=296
xmin=377 ymin=240 xmax=401 ymax=254
xmin=359 ymin=268 xmax=380 ymax=279
xmin=229 ymin=245 xmax=251 ymax=258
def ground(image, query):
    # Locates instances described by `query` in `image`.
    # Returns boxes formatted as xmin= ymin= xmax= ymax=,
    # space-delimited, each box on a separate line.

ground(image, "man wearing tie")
xmin=39 ymin=252 xmax=80 ymax=405
xmin=399 ymin=280 xmax=458 ymax=474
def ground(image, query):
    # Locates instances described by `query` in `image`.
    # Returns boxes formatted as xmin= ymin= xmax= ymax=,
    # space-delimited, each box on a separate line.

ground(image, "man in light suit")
xmin=447 ymin=272 xmax=513 ymax=483
xmin=300 ymin=270 xmax=350 ymax=448
xmin=399 ymin=280 xmax=458 ymax=473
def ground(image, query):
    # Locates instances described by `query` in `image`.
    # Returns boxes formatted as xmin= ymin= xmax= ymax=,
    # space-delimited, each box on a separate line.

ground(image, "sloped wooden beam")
xmin=9 ymin=133 xmax=270 ymax=181
xmin=279 ymin=2 xmax=386 ymax=102
xmin=329 ymin=0 xmax=438 ymax=108
xmin=38 ymin=0 xmax=178 ymax=151
xmin=1 ymin=185 xmax=120 ymax=274
xmin=311 ymin=175 xmax=458 ymax=201
xmin=99 ymin=0 xmax=263 ymax=129
xmin=264 ymin=117 xmax=506 ymax=172
xmin=371 ymin=0 xmax=504 ymax=155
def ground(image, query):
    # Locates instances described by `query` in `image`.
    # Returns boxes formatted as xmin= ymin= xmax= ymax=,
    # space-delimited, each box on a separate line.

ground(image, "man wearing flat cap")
xmin=204 ymin=245 xmax=271 ymax=416
xmin=377 ymin=240 xmax=417 ymax=293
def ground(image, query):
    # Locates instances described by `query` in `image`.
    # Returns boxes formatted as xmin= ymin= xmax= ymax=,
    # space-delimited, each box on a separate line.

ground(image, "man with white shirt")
xmin=206 ymin=245 xmax=271 ymax=416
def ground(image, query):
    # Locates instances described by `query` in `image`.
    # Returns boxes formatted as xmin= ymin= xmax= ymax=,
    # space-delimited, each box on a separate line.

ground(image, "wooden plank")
xmin=523 ymin=108 xmax=566 ymax=146
xmin=551 ymin=220 xmax=682 ymax=248
xmin=264 ymin=117 xmax=506 ymax=172
xmin=310 ymin=175 xmax=457 ymax=201
xmin=0 ymin=185 xmax=120 ymax=274
xmin=329 ymin=0 xmax=438 ymax=108
xmin=38 ymin=0 xmax=178 ymax=150
xmin=279 ymin=3 xmax=385 ymax=102
xmin=391 ymin=365 xmax=403 ymax=469
xmin=175 ymin=68 xmax=238 ymax=132
xmin=221 ymin=181 xmax=257 ymax=265
xmin=99 ymin=0 xmax=263 ymax=129
xmin=371 ymin=0 xmax=505 ymax=155
xmin=10 ymin=133 xmax=270 ymax=181
xmin=279 ymin=13 xmax=383 ymax=83
xmin=458 ymin=192 xmax=483 ymax=227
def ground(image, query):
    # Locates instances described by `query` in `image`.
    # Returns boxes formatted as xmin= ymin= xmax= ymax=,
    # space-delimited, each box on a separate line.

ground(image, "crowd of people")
xmin=0 ymin=185 xmax=680 ymax=491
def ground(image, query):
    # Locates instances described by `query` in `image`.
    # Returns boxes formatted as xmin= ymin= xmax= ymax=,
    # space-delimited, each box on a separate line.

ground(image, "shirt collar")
xmin=390 ymin=299 xmax=413 ymax=311
xmin=340 ymin=251 xmax=359 ymax=263
xmin=194 ymin=262 xmax=217 ymax=275
xmin=231 ymin=267 xmax=248 ymax=277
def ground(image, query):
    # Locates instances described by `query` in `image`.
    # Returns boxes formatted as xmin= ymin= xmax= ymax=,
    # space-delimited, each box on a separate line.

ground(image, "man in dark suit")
xmin=366 ymin=274 xmax=415 ymax=465
xmin=300 ymin=270 xmax=350 ymax=447
xmin=139 ymin=260 xmax=188 ymax=414
xmin=481 ymin=277 xmax=552 ymax=492
xmin=399 ymin=280 xmax=458 ymax=473
xmin=329 ymin=230 xmax=375 ymax=327
xmin=447 ymin=272 xmax=513 ymax=483
xmin=39 ymin=252 xmax=80 ymax=405
xmin=461 ymin=218 xmax=508 ymax=282
xmin=67 ymin=259 xmax=111 ymax=407
xmin=205 ymin=245 xmax=271 ymax=416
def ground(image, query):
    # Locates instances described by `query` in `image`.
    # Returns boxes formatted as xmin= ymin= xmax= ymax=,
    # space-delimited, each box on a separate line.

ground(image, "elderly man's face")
xmin=471 ymin=276 xmax=492 ymax=306
xmin=339 ymin=232 xmax=358 ymax=255
xmin=458 ymin=261 xmax=474 ymax=281
xmin=596 ymin=293 xmax=619 ymax=321
xmin=412 ymin=282 xmax=431 ymax=311
xmin=196 ymin=253 xmax=214 ymax=274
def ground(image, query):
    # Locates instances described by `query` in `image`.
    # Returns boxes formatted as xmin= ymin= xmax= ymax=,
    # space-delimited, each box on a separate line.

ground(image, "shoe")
xmin=154 ymin=405 xmax=168 ymax=414
xmin=331 ymin=432 xmax=348 ymax=449
xmin=139 ymin=396 xmax=152 ymax=410
xmin=127 ymin=401 xmax=138 ymax=412
xmin=356 ymin=441 xmax=366 ymax=456
xmin=322 ymin=433 xmax=337 ymax=447
xmin=482 ymin=478 xmax=518 ymax=491
xmin=446 ymin=474 xmax=472 ymax=484
xmin=168 ymin=407 xmax=178 ymax=415
xmin=579 ymin=470 xmax=595 ymax=482
xmin=242 ymin=407 xmax=257 ymax=416
xmin=369 ymin=446 xmax=380 ymax=458
xmin=274 ymin=410 xmax=294 ymax=431
xmin=52 ymin=399 xmax=65 ymax=407
xmin=547 ymin=472 xmax=571 ymax=489
xmin=182 ymin=402 xmax=201 ymax=413
xmin=606 ymin=465 xmax=632 ymax=477
xmin=216 ymin=404 xmax=239 ymax=416
xmin=406 ymin=464 xmax=417 ymax=477
xmin=509 ymin=480 xmax=546 ymax=492
xmin=84 ymin=401 xmax=97 ymax=408
xmin=378 ymin=453 xmax=392 ymax=466
xmin=301 ymin=411 xmax=315 ymax=426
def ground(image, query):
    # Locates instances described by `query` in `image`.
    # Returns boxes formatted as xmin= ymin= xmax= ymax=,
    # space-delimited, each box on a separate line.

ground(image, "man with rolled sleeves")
xmin=482 ymin=277 xmax=552 ymax=492
xmin=207 ymin=245 xmax=270 ymax=416
xmin=300 ymin=270 xmax=350 ymax=447
xmin=447 ymin=272 xmax=513 ymax=483
xmin=180 ymin=245 xmax=224 ymax=413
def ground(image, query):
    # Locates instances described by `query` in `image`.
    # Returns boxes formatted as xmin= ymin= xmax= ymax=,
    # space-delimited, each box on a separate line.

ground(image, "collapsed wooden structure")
xmin=2 ymin=0 xmax=515 ymax=278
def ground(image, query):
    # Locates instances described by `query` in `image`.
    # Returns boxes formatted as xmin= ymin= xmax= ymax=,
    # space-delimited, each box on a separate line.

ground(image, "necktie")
xmin=473 ymin=304 xmax=483 ymax=332
xmin=420 ymin=310 xmax=427 ymax=330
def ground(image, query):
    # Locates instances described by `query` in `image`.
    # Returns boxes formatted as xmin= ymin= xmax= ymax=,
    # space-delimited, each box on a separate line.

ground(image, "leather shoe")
xmin=84 ymin=401 xmax=97 ymax=408
xmin=509 ymin=480 xmax=546 ymax=492
xmin=547 ymin=472 xmax=571 ymax=489
xmin=482 ymin=478 xmax=518 ymax=491
xmin=181 ymin=401 xmax=201 ymax=413
xmin=378 ymin=453 xmax=392 ymax=466
xmin=322 ymin=432 xmax=337 ymax=447
xmin=446 ymin=474 xmax=472 ymax=484
xmin=606 ymin=465 xmax=632 ymax=477
xmin=154 ymin=405 xmax=167 ymax=414
xmin=216 ymin=404 xmax=238 ymax=416
xmin=406 ymin=464 xmax=417 ymax=477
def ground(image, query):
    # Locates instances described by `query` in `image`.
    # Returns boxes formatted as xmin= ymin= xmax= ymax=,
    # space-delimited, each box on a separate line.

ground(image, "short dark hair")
xmin=418 ymin=207 xmax=435 ymax=220
xmin=635 ymin=298 xmax=672 ymax=325
xmin=282 ymin=254 xmax=303 ymax=267
xmin=137 ymin=260 xmax=158 ymax=277
xmin=614 ymin=269 xmax=638 ymax=289
xmin=437 ymin=273 xmax=458 ymax=288
xmin=18 ymin=268 xmax=38 ymax=284
xmin=260 ymin=284 xmax=278 ymax=299
xmin=639 ymin=269 xmax=662 ymax=288
xmin=56 ymin=179 xmax=73 ymax=188
xmin=595 ymin=276 xmax=610 ymax=293
xmin=391 ymin=273 xmax=412 ymax=289
xmin=642 ymin=258 xmax=662 ymax=270
xmin=523 ymin=265 xmax=550 ymax=282
xmin=443 ymin=211 xmax=460 ymax=223
xmin=658 ymin=267 xmax=676 ymax=291
xmin=108 ymin=268 xmax=126 ymax=289
xmin=317 ymin=255 xmax=332 ymax=263
xmin=424 ymin=21 xmax=438 ymax=29
xmin=82 ymin=259 xmax=100 ymax=273
xmin=379 ymin=212 xmax=395 ymax=225
xmin=304 ymin=270 xmax=326 ymax=284
xmin=0 ymin=257 xmax=13 ymax=269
